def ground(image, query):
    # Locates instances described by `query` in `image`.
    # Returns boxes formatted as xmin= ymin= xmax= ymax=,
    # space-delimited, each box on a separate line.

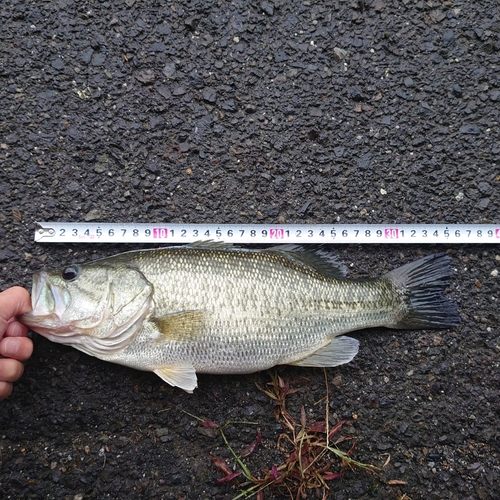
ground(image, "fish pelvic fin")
xmin=154 ymin=364 xmax=198 ymax=393
xmin=151 ymin=311 xmax=206 ymax=341
xmin=289 ymin=336 xmax=359 ymax=368
xmin=385 ymin=253 xmax=460 ymax=329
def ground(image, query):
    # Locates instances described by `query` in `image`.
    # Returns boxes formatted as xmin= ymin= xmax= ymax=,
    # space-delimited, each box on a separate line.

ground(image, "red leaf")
xmin=201 ymin=420 xmax=220 ymax=429
xmin=215 ymin=471 xmax=242 ymax=484
xmin=346 ymin=439 xmax=357 ymax=456
xmin=300 ymin=406 xmax=307 ymax=428
xmin=271 ymin=464 xmax=278 ymax=480
xmin=323 ymin=472 xmax=343 ymax=481
xmin=328 ymin=420 xmax=348 ymax=440
xmin=309 ymin=420 xmax=326 ymax=433
xmin=240 ymin=430 xmax=262 ymax=458
xmin=209 ymin=455 xmax=232 ymax=476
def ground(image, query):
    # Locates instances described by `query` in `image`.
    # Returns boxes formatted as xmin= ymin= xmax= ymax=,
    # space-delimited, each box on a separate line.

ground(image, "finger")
xmin=0 ymin=337 xmax=33 ymax=361
xmin=5 ymin=320 xmax=29 ymax=337
xmin=0 ymin=381 xmax=13 ymax=401
xmin=0 ymin=358 xmax=25 ymax=383
xmin=0 ymin=287 xmax=32 ymax=336
xmin=0 ymin=287 xmax=32 ymax=322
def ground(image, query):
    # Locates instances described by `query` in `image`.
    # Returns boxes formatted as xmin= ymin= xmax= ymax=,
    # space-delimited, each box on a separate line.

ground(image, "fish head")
xmin=19 ymin=262 xmax=153 ymax=356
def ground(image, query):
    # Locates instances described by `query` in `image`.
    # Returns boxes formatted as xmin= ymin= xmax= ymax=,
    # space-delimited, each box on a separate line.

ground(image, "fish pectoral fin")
xmin=151 ymin=311 xmax=205 ymax=342
xmin=289 ymin=336 xmax=359 ymax=368
xmin=153 ymin=364 xmax=198 ymax=393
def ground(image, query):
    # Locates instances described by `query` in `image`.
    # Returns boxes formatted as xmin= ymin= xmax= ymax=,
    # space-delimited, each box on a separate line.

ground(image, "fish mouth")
xmin=18 ymin=271 xmax=72 ymax=334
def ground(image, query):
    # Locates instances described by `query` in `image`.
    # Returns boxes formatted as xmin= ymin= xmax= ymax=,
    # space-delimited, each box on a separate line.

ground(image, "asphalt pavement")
xmin=0 ymin=1 xmax=499 ymax=498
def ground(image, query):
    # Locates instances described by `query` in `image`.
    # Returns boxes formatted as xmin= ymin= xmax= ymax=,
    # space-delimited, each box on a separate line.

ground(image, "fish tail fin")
xmin=385 ymin=253 xmax=460 ymax=329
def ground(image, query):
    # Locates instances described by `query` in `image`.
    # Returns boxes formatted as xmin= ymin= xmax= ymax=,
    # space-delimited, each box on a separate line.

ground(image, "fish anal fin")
xmin=153 ymin=365 xmax=198 ymax=393
xmin=151 ymin=311 xmax=205 ymax=341
xmin=289 ymin=336 xmax=359 ymax=368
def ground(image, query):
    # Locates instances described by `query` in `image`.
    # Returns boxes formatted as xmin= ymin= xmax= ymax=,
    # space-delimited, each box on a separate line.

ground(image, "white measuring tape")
xmin=34 ymin=222 xmax=500 ymax=244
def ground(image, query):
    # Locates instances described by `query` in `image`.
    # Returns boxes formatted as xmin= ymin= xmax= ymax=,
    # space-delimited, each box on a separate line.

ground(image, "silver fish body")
xmin=19 ymin=244 xmax=459 ymax=392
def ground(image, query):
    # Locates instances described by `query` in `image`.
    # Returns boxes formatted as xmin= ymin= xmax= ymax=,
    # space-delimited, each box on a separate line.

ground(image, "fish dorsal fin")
xmin=151 ymin=311 xmax=205 ymax=341
xmin=154 ymin=365 xmax=198 ymax=393
xmin=187 ymin=240 xmax=234 ymax=250
xmin=289 ymin=336 xmax=359 ymax=367
xmin=266 ymin=245 xmax=348 ymax=279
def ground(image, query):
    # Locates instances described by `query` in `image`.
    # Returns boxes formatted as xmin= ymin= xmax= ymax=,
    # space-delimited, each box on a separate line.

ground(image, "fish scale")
xmin=19 ymin=244 xmax=459 ymax=393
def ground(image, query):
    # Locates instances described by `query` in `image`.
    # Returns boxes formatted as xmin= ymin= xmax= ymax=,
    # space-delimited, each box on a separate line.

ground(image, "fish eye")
xmin=62 ymin=265 xmax=80 ymax=281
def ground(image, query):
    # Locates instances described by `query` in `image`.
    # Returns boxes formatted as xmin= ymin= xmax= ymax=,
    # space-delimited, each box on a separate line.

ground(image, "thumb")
xmin=0 ymin=287 xmax=32 ymax=329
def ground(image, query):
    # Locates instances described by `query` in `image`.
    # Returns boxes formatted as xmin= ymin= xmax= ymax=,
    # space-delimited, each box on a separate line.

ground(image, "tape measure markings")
xmin=34 ymin=222 xmax=500 ymax=244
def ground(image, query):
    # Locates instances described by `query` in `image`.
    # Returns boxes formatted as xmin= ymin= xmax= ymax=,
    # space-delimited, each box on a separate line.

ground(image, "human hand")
xmin=0 ymin=287 xmax=33 ymax=400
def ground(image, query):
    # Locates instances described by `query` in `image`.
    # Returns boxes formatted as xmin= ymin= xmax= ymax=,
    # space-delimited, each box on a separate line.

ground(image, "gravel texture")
xmin=0 ymin=0 xmax=499 ymax=499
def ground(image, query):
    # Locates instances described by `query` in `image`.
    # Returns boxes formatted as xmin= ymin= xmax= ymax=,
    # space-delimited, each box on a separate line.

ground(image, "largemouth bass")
xmin=19 ymin=244 xmax=459 ymax=393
